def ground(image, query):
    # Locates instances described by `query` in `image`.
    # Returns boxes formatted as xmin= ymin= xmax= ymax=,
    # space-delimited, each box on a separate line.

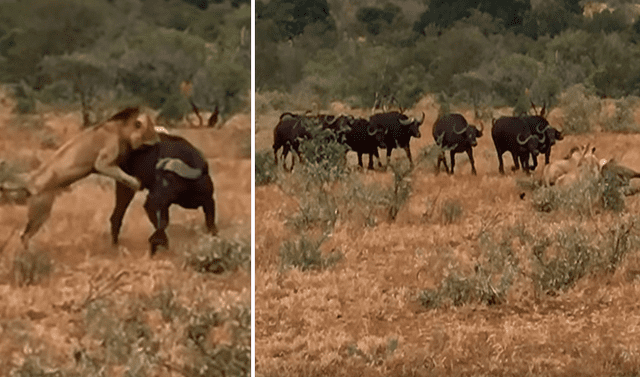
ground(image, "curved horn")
xmin=418 ymin=112 xmax=425 ymax=125
xmin=453 ymin=122 xmax=468 ymax=135
xmin=536 ymin=123 xmax=550 ymax=135
xmin=478 ymin=120 xmax=485 ymax=134
xmin=367 ymin=124 xmax=379 ymax=136
xmin=324 ymin=115 xmax=339 ymax=127
xmin=399 ymin=116 xmax=413 ymax=126
xmin=517 ymin=133 xmax=534 ymax=145
xmin=156 ymin=158 xmax=203 ymax=180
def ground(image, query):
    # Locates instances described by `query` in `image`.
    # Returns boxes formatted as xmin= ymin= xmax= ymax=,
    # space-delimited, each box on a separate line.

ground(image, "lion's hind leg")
xmin=20 ymin=191 xmax=56 ymax=249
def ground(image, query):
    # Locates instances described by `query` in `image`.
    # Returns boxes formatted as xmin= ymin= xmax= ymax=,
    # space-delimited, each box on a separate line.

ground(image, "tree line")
xmin=0 ymin=0 xmax=250 ymax=125
xmin=256 ymin=0 xmax=640 ymax=114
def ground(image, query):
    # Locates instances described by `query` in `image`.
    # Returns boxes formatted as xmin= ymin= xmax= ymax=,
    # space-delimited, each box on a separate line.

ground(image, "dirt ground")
xmin=0 ymin=100 xmax=251 ymax=375
xmin=255 ymin=98 xmax=640 ymax=376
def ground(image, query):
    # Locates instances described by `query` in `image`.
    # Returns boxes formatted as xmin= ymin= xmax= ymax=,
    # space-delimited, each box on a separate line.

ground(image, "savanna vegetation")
xmin=256 ymin=0 xmax=640 ymax=115
xmin=0 ymin=0 xmax=250 ymax=125
xmin=256 ymin=1 xmax=640 ymax=375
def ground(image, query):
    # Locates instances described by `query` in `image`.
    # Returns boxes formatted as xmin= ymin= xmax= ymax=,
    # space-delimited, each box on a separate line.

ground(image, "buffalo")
xmin=491 ymin=116 xmax=545 ymax=174
xmin=272 ymin=112 xmax=312 ymax=170
xmin=110 ymin=132 xmax=217 ymax=255
xmin=521 ymin=115 xmax=563 ymax=170
xmin=432 ymin=113 xmax=484 ymax=175
xmin=342 ymin=117 xmax=387 ymax=169
xmin=369 ymin=112 xmax=425 ymax=167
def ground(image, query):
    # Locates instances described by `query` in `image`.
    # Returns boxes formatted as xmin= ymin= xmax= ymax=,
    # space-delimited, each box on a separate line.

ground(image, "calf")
xmin=110 ymin=132 xmax=217 ymax=255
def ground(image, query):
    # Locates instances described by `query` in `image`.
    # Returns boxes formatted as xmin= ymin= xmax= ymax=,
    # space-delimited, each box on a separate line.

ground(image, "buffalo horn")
xmin=517 ymin=133 xmax=534 ymax=145
xmin=453 ymin=122 xmax=468 ymax=135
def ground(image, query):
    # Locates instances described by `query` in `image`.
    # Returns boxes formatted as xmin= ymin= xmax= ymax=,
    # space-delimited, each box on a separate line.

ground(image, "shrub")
xmin=255 ymin=149 xmax=278 ymax=186
xmin=387 ymin=163 xmax=412 ymax=221
xmin=13 ymin=248 xmax=52 ymax=286
xmin=441 ymin=199 xmax=463 ymax=224
xmin=557 ymin=84 xmax=600 ymax=134
xmin=297 ymin=124 xmax=349 ymax=184
xmin=286 ymin=190 xmax=338 ymax=232
xmin=279 ymin=233 xmax=343 ymax=271
xmin=419 ymin=231 xmax=519 ymax=309
xmin=183 ymin=235 xmax=251 ymax=274
xmin=531 ymin=177 xmax=602 ymax=216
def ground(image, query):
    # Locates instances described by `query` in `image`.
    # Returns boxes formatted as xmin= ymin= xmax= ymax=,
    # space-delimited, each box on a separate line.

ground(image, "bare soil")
xmin=255 ymin=99 xmax=640 ymax=376
xmin=0 ymin=100 xmax=251 ymax=375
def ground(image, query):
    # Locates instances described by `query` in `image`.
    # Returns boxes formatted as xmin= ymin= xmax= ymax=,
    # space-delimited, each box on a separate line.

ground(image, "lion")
xmin=17 ymin=107 xmax=160 ymax=248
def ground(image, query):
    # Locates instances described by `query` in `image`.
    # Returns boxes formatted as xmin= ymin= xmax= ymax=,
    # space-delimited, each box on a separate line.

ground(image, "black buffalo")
xmin=432 ymin=113 xmax=484 ymax=175
xmin=521 ymin=114 xmax=563 ymax=170
xmin=110 ymin=132 xmax=217 ymax=255
xmin=342 ymin=117 xmax=387 ymax=169
xmin=272 ymin=112 xmax=312 ymax=170
xmin=369 ymin=112 xmax=425 ymax=167
xmin=491 ymin=116 xmax=544 ymax=174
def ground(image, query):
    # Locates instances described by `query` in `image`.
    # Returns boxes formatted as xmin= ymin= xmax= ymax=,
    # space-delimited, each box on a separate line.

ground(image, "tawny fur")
xmin=19 ymin=107 xmax=160 ymax=248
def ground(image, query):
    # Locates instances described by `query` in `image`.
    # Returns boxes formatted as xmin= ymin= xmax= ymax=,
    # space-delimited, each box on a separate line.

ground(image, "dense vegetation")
xmin=256 ymin=0 xmax=640 ymax=113
xmin=0 ymin=0 xmax=250 ymax=124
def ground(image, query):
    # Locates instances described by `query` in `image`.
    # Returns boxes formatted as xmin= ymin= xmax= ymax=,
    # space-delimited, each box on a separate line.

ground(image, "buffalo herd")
xmin=272 ymin=105 xmax=640 ymax=194
xmin=273 ymin=111 xmax=425 ymax=170
xmin=272 ymin=105 xmax=566 ymax=176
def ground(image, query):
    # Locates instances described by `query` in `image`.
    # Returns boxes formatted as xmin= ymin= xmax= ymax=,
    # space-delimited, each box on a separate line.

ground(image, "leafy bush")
xmin=420 ymin=231 xmax=519 ymax=308
xmin=296 ymin=124 xmax=349 ymax=184
xmin=532 ymin=220 xmax=637 ymax=295
xmin=183 ymin=235 xmax=251 ymax=274
xmin=557 ymin=84 xmax=600 ymax=134
xmin=531 ymin=177 xmax=602 ymax=216
xmin=255 ymin=149 xmax=278 ymax=186
xmin=279 ymin=233 xmax=343 ymax=271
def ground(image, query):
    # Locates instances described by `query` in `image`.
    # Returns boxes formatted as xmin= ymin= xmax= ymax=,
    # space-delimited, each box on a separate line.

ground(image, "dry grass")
xmin=256 ymin=98 xmax=640 ymax=376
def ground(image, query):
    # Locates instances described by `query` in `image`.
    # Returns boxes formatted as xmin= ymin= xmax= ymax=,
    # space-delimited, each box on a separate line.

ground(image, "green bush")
xmin=557 ymin=84 xmax=600 ymax=134
xmin=279 ymin=233 xmax=343 ymax=271
xmin=255 ymin=149 xmax=278 ymax=186
xmin=419 ymin=231 xmax=519 ymax=309
xmin=183 ymin=235 xmax=251 ymax=274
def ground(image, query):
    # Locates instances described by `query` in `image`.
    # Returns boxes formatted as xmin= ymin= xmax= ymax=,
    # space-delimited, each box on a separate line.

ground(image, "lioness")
xmin=19 ymin=107 xmax=160 ymax=248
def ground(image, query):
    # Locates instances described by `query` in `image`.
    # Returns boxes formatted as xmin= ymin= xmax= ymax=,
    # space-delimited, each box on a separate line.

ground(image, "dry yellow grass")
xmin=256 ymin=100 xmax=640 ymax=376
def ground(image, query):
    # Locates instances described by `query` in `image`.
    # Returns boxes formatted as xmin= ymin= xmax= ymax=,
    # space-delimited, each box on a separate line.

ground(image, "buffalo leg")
xmin=510 ymin=151 xmax=521 ymax=171
xmin=20 ymin=191 xmax=55 ymax=248
xmin=357 ymin=152 xmax=364 ymax=168
xmin=386 ymin=148 xmax=393 ymax=167
xmin=497 ymin=151 xmax=505 ymax=174
xmin=530 ymin=153 xmax=538 ymax=171
xmin=372 ymin=149 xmax=382 ymax=168
xmin=110 ymin=182 xmax=136 ymax=245
xmin=466 ymin=148 xmax=477 ymax=175
xmin=545 ymin=150 xmax=551 ymax=165
xmin=436 ymin=152 xmax=449 ymax=174
xmin=449 ymin=150 xmax=457 ymax=174
xmin=404 ymin=147 xmax=413 ymax=167
xmin=144 ymin=197 xmax=169 ymax=255
xmin=202 ymin=196 xmax=218 ymax=236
